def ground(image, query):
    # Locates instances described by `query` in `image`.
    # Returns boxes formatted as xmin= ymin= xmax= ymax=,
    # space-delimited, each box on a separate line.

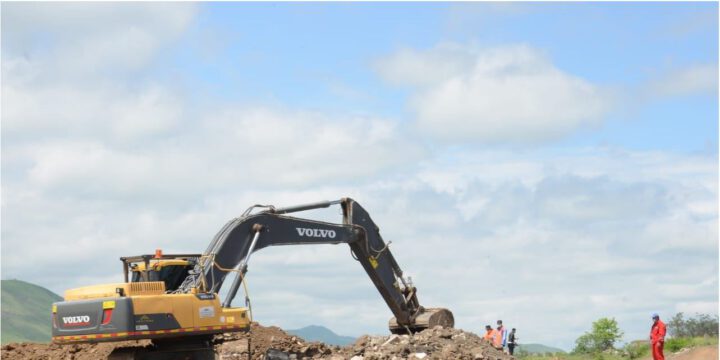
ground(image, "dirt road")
xmin=663 ymin=345 xmax=718 ymax=360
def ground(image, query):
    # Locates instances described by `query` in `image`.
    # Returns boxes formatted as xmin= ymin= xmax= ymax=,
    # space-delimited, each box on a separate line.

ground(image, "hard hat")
xmin=652 ymin=313 xmax=659 ymax=318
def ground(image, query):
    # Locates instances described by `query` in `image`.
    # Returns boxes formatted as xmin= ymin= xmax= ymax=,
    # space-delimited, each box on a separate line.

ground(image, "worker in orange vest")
xmin=483 ymin=325 xmax=502 ymax=350
xmin=483 ymin=325 xmax=499 ymax=347
xmin=492 ymin=327 xmax=503 ymax=350
xmin=483 ymin=325 xmax=495 ymax=341
xmin=650 ymin=313 xmax=666 ymax=360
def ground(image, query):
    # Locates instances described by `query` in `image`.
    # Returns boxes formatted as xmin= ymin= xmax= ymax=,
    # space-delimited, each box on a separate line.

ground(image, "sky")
xmin=1 ymin=2 xmax=718 ymax=351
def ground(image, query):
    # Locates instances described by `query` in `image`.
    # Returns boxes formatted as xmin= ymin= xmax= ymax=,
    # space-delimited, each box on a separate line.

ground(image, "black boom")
xmin=178 ymin=198 xmax=422 ymax=327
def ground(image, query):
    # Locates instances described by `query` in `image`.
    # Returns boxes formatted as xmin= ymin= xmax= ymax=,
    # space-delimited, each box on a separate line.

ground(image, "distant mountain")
xmin=287 ymin=325 xmax=356 ymax=346
xmin=517 ymin=343 xmax=566 ymax=354
xmin=1 ymin=279 xmax=63 ymax=344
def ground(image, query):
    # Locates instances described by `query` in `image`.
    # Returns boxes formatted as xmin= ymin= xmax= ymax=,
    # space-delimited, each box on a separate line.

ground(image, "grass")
xmin=517 ymin=337 xmax=718 ymax=360
xmin=664 ymin=336 xmax=718 ymax=352
xmin=1 ymin=279 xmax=63 ymax=344
xmin=518 ymin=352 xmax=628 ymax=360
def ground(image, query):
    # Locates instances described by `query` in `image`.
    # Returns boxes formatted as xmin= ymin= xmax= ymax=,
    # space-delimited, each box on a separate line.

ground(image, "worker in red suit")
xmin=650 ymin=313 xmax=666 ymax=360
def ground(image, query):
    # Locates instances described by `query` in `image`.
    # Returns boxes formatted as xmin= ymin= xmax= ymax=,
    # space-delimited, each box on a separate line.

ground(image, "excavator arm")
xmin=180 ymin=197 xmax=453 ymax=333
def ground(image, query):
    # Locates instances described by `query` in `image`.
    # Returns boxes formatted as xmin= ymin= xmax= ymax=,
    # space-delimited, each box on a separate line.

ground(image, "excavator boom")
xmin=180 ymin=197 xmax=453 ymax=333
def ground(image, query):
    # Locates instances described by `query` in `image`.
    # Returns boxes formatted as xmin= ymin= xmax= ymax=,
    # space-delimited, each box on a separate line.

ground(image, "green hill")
xmin=517 ymin=343 xmax=566 ymax=354
xmin=1 ymin=279 xmax=62 ymax=344
xmin=287 ymin=325 xmax=356 ymax=346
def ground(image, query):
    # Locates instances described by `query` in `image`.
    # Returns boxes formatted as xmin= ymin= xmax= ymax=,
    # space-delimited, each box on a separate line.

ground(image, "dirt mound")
xmin=218 ymin=324 xmax=513 ymax=359
xmin=1 ymin=323 xmax=513 ymax=360
xmin=331 ymin=326 xmax=513 ymax=360
xmin=0 ymin=340 xmax=150 ymax=360
xmin=218 ymin=322 xmax=335 ymax=359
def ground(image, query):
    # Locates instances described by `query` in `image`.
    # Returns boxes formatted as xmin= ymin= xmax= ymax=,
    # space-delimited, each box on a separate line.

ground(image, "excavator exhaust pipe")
xmin=388 ymin=308 xmax=455 ymax=334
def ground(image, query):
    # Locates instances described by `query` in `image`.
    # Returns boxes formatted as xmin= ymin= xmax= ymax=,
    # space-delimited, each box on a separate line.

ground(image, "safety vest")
xmin=484 ymin=329 xmax=498 ymax=343
xmin=483 ymin=329 xmax=501 ymax=348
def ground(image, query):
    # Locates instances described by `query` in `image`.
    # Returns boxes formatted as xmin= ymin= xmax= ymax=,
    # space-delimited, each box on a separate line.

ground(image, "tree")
xmin=668 ymin=313 xmax=687 ymax=337
xmin=574 ymin=333 xmax=594 ymax=354
xmin=668 ymin=312 xmax=719 ymax=338
xmin=572 ymin=317 xmax=624 ymax=354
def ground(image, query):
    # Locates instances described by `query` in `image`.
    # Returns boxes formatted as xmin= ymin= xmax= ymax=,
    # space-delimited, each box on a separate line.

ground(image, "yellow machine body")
xmin=52 ymin=281 xmax=250 ymax=344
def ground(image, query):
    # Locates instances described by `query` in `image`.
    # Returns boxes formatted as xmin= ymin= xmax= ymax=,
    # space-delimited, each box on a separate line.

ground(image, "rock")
xmin=381 ymin=334 xmax=400 ymax=347
xmin=441 ymin=343 xmax=457 ymax=358
xmin=411 ymin=352 xmax=427 ymax=359
xmin=350 ymin=356 xmax=364 ymax=360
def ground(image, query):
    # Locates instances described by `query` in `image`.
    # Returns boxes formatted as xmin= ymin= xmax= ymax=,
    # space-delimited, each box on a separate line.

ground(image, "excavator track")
xmin=107 ymin=335 xmax=218 ymax=360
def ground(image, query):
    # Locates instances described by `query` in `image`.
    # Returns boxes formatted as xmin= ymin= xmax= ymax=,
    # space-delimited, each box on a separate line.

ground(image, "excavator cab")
xmin=124 ymin=252 xmax=198 ymax=292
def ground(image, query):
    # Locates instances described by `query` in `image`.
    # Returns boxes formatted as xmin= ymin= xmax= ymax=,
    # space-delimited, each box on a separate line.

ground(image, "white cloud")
xmin=2 ymin=2 xmax=196 ymax=77
xmin=2 ymin=84 xmax=182 ymax=141
xmin=675 ymin=301 xmax=719 ymax=315
xmin=27 ymin=141 xmax=154 ymax=191
xmin=376 ymin=44 xmax=610 ymax=143
xmin=197 ymin=107 xmax=424 ymax=186
xmin=2 ymin=3 xmax=194 ymax=143
xmin=646 ymin=64 xmax=718 ymax=98
xmin=11 ymin=108 xmax=423 ymax=200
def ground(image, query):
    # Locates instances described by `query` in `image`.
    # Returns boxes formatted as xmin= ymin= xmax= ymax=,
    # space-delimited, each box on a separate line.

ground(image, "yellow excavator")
xmin=52 ymin=198 xmax=454 ymax=359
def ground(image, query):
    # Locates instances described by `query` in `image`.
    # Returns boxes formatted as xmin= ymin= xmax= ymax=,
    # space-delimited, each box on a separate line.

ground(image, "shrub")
xmin=664 ymin=337 xmax=692 ymax=352
xmin=572 ymin=318 xmax=624 ymax=354
xmin=624 ymin=341 xmax=650 ymax=359
xmin=663 ymin=336 xmax=718 ymax=353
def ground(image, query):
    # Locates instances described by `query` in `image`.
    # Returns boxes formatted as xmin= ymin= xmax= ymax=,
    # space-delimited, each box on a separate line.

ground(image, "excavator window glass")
xmin=131 ymin=265 xmax=193 ymax=291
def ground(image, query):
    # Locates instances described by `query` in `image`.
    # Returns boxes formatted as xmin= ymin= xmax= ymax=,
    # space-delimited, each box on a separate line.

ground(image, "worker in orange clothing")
xmin=483 ymin=324 xmax=502 ymax=350
xmin=483 ymin=325 xmax=501 ymax=349
xmin=492 ymin=327 xmax=503 ymax=350
xmin=483 ymin=325 xmax=495 ymax=341
xmin=650 ymin=313 xmax=666 ymax=360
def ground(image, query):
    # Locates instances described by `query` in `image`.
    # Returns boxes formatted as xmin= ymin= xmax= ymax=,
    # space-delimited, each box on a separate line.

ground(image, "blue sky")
xmin=161 ymin=2 xmax=719 ymax=152
xmin=2 ymin=2 xmax=717 ymax=351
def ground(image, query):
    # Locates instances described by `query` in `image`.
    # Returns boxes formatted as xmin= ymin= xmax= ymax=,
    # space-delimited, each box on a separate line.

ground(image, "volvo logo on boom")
xmin=62 ymin=315 xmax=91 ymax=327
xmin=296 ymin=228 xmax=336 ymax=238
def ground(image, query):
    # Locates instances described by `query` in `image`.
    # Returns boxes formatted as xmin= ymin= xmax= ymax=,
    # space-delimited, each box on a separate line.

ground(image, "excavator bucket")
xmin=388 ymin=308 xmax=455 ymax=334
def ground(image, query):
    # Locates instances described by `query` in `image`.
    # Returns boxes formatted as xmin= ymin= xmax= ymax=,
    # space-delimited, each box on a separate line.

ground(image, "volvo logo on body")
xmin=296 ymin=227 xmax=336 ymax=238
xmin=62 ymin=315 xmax=91 ymax=327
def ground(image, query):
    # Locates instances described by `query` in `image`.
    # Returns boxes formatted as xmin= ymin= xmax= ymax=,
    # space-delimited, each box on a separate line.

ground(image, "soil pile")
xmin=0 ymin=340 xmax=151 ymax=360
xmin=1 ymin=323 xmax=513 ymax=360
xmin=218 ymin=322 xmax=336 ymax=359
xmin=330 ymin=326 xmax=513 ymax=360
